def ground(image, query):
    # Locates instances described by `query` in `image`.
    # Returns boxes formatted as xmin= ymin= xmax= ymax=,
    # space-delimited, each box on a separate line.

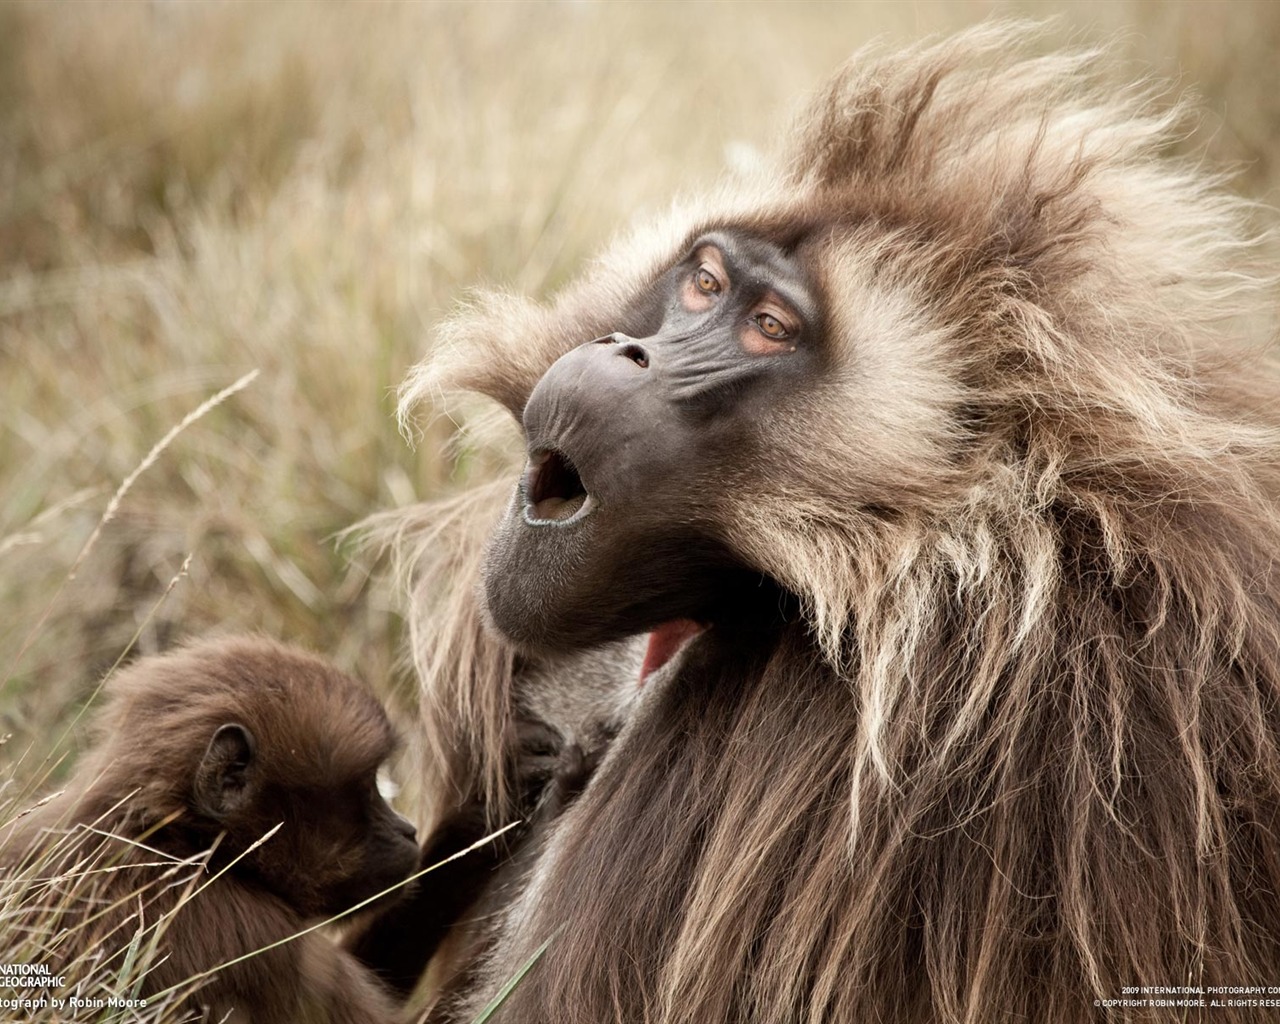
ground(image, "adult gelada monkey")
xmin=375 ymin=22 xmax=1280 ymax=1024
xmin=1 ymin=638 xmax=419 ymax=1024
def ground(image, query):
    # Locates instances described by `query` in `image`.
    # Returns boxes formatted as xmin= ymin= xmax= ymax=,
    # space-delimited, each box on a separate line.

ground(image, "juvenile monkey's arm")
xmin=341 ymin=797 xmax=517 ymax=999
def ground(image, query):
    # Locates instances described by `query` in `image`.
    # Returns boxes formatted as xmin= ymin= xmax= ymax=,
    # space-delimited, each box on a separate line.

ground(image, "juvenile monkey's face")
xmin=249 ymin=764 xmax=420 ymax=918
xmin=180 ymin=646 xmax=421 ymax=920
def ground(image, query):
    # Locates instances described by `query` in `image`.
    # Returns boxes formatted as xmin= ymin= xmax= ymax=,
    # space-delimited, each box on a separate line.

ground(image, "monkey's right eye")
xmin=695 ymin=268 xmax=721 ymax=294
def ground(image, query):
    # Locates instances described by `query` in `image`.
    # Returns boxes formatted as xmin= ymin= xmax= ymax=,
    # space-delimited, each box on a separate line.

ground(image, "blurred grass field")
xmin=2 ymin=0 xmax=1279 ymax=797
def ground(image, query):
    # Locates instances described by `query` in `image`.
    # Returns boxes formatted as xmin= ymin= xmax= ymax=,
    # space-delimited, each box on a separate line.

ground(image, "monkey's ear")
xmin=194 ymin=722 xmax=257 ymax=820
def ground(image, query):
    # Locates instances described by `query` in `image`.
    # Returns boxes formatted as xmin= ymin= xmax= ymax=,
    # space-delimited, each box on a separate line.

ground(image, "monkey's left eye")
xmin=695 ymin=268 xmax=721 ymax=294
xmin=754 ymin=314 xmax=789 ymax=340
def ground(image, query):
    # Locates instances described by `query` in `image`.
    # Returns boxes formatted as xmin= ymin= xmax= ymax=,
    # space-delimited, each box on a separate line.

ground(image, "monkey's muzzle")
xmin=517 ymin=335 xmax=672 ymax=530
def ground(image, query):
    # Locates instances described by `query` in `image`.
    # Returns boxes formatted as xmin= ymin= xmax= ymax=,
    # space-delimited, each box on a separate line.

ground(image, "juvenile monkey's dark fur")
xmin=1 ymin=637 xmax=417 ymax=1024
xmin=383 ymin=22 xmax=1280 ymax=1024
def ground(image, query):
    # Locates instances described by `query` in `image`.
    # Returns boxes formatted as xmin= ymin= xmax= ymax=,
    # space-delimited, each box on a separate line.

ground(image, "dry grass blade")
xmin=469 ymin=931 xmax=559 ymax=1024
xmin=5 ymin=372 xmax=260 ymax=689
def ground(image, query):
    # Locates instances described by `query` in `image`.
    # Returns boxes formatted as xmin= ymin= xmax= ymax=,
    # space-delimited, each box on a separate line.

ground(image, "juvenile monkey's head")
xmin=94 ymin=637 xmax=419 ymax=919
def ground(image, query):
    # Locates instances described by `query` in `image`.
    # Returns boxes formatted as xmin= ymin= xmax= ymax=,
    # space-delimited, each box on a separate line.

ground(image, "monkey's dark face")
xmin=256 ymin=769 xmax=420 ymax=918
xmin=485 ymin=229 xmax=819 ymax=649
xmin=194 ymin=719 xmax=420 ymax=919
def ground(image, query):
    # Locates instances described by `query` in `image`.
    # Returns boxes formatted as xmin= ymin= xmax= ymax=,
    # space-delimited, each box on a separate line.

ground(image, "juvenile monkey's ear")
xmin=194 ymin=722 xmax=257 ymax=820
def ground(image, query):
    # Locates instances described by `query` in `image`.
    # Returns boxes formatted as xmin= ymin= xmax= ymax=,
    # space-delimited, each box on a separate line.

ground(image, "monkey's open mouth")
xmin=523 ymin=449 xmax=594 ymax=525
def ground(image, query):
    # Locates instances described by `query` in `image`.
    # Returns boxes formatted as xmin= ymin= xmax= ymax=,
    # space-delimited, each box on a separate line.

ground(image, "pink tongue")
xmin=639 ymin=619 xmax=705 ymax=686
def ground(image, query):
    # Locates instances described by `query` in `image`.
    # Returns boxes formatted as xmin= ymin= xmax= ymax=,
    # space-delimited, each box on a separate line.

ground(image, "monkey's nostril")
xmin=618 ymin=343 xmax=649 ymax=369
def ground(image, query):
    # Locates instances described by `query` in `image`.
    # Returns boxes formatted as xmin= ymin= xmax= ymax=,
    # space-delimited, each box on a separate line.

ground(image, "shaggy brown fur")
xmin=1 ymin=638 xmax=414 ymax=1024
xmin=394 ymin=23 xmax=1280 ymax=1024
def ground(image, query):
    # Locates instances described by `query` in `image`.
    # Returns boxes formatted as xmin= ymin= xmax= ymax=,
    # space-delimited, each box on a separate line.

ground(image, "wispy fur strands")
xmin=398 ymin=23 xmax=1280 ymax=1023
xmin=360 ymin=483 xmax=518 ymax=825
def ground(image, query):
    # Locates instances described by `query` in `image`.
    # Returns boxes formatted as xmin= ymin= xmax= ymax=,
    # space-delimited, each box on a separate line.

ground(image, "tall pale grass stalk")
xmin=6 ymin=371 xmax=259 ymax=688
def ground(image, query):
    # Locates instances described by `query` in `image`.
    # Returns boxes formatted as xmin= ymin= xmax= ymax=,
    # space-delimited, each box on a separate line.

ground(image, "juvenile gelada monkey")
xmin=1 ymin=636 xmax=419 ymax=1024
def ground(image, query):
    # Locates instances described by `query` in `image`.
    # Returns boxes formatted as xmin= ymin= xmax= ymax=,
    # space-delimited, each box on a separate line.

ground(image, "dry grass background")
xmin=0 ymin=1 xmax=1277 ymax=1013
xmin=4 ymin=0 xmax=1279 ymax=778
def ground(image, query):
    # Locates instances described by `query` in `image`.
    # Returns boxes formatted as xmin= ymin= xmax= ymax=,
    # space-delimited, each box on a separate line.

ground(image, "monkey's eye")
xmin=695 ymin=267 xmax=721 ymax=294
xmin=754 ymin=313 xmax=789 ymax=340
